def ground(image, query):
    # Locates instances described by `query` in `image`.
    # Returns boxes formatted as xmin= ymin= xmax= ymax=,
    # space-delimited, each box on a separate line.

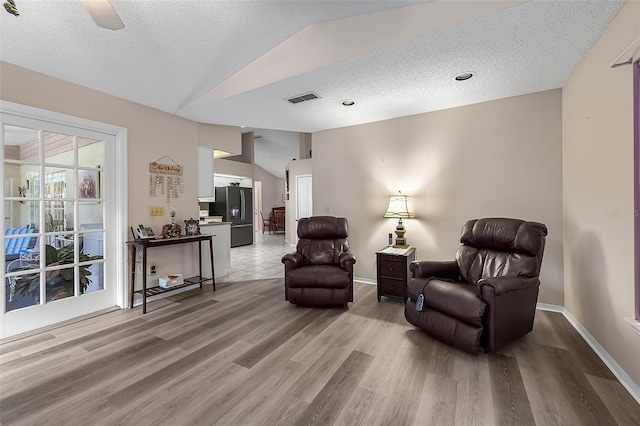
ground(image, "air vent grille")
xmin=286 ymin=92 xmax=320 ymax=104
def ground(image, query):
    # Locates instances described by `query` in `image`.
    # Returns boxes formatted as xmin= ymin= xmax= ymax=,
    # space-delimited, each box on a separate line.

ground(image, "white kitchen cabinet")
xmin=199 ymin=222 xmax=230 ymax=279
xmin=198 ymin=146 xmax=214 ymax=199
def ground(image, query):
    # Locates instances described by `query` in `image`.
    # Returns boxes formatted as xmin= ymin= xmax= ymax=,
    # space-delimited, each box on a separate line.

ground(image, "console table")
xmin=127 ymin=235 xmax=215 ymax=314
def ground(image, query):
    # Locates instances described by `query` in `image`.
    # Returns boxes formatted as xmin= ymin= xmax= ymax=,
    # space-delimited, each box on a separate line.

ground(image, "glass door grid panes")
xmin=3 ymin=126 xmax=106 ymax=312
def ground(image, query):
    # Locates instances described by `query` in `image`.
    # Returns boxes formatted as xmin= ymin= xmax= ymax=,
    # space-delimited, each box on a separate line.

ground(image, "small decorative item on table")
xmin=159 ymin=274 xmax=184 ymax=288
xmin=161 ymin=223 xmax=181 ymax=239
xmin=161 ymin=208 xmax=182 ymax=238
xmin=184 ymin=218 xmax=200 ymax=236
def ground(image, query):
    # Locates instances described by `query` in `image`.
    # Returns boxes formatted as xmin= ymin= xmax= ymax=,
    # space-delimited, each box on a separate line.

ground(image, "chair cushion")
xmin=287 ymin=287 xmax=350 ymax=307
xmin=456 ymin=247 xmax=540 ymax=285
xmin=460 ymin=218 xmax=547 ymax=256
xmin=407 ymin=278 xmax=485 ymax=327
xmin=286 ymin=265 xmax=350 ymax=289
xmin=297 ymin=216 xmax=348 ymax=239
xmin=297 ymin=239 xmax=349 ymax=265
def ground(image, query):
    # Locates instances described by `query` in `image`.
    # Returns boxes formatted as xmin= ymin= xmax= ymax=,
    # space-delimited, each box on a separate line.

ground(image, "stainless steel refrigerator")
xmin=211 ymin=186 xmax=253 ymax=247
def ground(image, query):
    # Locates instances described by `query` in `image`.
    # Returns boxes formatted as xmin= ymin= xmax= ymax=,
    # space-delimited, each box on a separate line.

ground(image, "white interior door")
xmin=1 ymin=106 xmax=126 ymax=338
xmin=296 ymin=175 xmax=312 ymax=220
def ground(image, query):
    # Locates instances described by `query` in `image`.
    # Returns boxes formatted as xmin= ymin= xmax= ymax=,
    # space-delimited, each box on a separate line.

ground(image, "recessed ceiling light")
xmin=342 ymin=100 xmax=355 ymax=106
xmin=455 ymin=72 xmax=475 ymax=81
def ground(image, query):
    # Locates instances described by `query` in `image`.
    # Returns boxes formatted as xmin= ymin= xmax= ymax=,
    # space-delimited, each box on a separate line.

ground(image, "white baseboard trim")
xmin=535 ymin=302 xmax=564 ymax=313
xmin=537 ymin=303 xmax=640 ymax=405
xmin=354 ymin=277 xmax=377 ymax=285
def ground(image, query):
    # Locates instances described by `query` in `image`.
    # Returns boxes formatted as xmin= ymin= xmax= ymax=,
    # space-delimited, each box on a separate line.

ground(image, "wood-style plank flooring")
xmin=1 ymin=278 xmax=639 ymax=426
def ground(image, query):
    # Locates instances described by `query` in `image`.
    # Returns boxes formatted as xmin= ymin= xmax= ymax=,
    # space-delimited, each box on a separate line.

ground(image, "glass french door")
xmin=1 ymin=113 xmax=119 ymax=337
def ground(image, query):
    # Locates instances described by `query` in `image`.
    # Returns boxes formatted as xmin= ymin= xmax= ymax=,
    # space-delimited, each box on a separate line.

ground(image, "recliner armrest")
xmin=410 ymin=260 xmax=459 ymax=279
xmin=478 ymin=276 xmax=539 ymax=296
xmin=282 ymin=252 xmax=304 ymax=269
xmin=339 ymin=252 xmax=356 ymax=269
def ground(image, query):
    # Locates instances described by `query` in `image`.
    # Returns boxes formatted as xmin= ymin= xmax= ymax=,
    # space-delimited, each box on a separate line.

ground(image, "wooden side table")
xmin=376 ymin=247 xmax=416 ymax=302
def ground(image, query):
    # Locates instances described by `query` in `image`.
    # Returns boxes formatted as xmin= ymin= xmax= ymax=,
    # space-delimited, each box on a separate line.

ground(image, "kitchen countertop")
xmin=199 ymin=222 xmax=232 ymax=226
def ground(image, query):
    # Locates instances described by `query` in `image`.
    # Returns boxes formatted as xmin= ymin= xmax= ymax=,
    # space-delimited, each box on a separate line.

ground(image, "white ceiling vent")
xmin=286 ymin=92 xmax=321 ymax=104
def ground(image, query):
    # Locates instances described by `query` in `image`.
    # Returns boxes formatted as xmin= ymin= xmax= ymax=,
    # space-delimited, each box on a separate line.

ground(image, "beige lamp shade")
xmin=383 ymin=193 xmax=413 ymax=218
xmin=384 ymin=192 xmax=414 ymax=248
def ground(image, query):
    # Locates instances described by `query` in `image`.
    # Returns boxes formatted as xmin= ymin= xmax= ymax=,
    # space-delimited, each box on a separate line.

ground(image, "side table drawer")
xmin=379 ymin=278 xmax=405 ymax=298
xmin=379 ymin=258 xmax=405 ymax=279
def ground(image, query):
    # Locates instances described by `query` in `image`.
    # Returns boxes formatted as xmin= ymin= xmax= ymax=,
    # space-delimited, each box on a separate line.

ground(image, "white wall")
xmin=562 ymin=1 xmax=640 ymax=389
xmin=313 ymin=89 xmax=564 ymax=305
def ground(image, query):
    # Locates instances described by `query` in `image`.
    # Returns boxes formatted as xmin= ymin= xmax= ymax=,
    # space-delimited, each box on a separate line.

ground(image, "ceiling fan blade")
xmin=81 ymin=0 xmax=124 ymax=31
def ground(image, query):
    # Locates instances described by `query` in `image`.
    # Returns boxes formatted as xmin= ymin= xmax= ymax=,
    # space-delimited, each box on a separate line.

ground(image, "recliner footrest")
xmin=408 ymin=278 xmax=485 ymax=327
xmin=405 ymin=298 xmax=484 ymax=355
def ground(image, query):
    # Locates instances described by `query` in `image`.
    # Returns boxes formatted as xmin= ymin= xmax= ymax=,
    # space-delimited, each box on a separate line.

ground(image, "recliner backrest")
xmin=296 ymin=216 xmax=349 ymax=265
xmin=455 ymin=218 xmax=547 ymax=285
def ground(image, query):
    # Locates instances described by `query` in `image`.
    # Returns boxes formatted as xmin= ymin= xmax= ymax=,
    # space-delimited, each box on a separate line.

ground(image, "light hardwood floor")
xmin=1 ymin=278 xmax=639 ymax=425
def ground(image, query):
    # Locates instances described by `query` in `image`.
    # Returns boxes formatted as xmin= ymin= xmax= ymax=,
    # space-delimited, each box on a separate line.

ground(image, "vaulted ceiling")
xmin=0 ymin=1 xmax=623 ymax=135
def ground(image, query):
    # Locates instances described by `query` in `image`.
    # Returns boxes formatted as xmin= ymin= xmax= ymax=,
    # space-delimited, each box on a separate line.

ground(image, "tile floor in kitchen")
xmin=216 ymin=231 xmax=293 ymax=283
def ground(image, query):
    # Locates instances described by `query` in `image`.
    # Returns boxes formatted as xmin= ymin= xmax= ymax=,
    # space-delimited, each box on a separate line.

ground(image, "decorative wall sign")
xmin=149 ymin=156 xmax=184 ymax=205
xmin=149 ymin=162 xmax=183 ymax=176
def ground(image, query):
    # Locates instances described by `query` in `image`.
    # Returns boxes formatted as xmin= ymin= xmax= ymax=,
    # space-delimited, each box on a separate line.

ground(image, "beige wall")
xmin=254 ymin=164 xmax=285 ymax=215
xmin=313 ymin=89 xmax=564 ymax=303
xmin=299 ymin=133 xmax=312 ymax=160
xmin=563 ymin=1 xmax=640 ymax=387
xmin=197 ymin=122 xmax=241 ymax=154
xmin=213 ymin=158 xmax=254 ymax=178
xmin=0 ymin=62 xmax=241 ymax=288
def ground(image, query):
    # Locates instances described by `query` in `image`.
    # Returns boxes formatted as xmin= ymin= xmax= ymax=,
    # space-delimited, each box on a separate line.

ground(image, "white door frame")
xmin=0 ymin=101 xmax=128 ymax=338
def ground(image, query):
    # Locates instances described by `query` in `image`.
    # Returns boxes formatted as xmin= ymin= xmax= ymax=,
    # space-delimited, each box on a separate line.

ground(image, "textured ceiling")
xmin=0 ymin=0 xmax=625 ymax=134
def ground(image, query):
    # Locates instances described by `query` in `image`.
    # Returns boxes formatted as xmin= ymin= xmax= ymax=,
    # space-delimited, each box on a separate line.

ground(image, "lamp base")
xmin=394 ymin=229 xmax=408 ymax=248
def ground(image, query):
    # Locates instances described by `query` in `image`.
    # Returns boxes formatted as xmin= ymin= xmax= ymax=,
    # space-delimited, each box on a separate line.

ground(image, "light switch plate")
xmin=150 ymin=206 xmax=164 ymax=216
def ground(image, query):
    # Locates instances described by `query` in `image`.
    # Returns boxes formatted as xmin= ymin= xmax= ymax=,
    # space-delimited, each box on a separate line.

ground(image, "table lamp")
xmin=383 ymin=191 xmax=414 ymax=248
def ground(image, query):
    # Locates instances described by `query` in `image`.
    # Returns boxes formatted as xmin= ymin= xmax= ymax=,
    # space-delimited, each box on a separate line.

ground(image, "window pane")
xmin=82 ymin=262 xmax=104 ymax=294
xmin=80 ymin=231 xmax=103 ymax=295
xmin=79 ymin=201 xmax=103 ymax=226
xmin=46 ymin=266 xmax=74 ymax=301
xmin=44 ymin=167 xmax=73 ymax=200
xmin=6 ymin=269 xmax=40 ymax=311
xmin=78 ymin=139 xmax=104 ymax=168
xmin=4 ymin=163 xmax=40 ymax=199
xmin=3 ymin=125 xmax=39 ymax=162
xmin=6 ymin=200 xmax=39 ymax=229
xmin=4 ymin=236 xmax=39 ymax=267
xmin=44 ymin=132 xmax=74 ymax=166
xmin=77 ymin=169 xmax=100 ymax=200
xmin=44 ymin=200 xmax=73 ymax=238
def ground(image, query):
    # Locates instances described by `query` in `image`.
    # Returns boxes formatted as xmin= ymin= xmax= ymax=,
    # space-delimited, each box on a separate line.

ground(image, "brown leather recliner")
xmin=282 ymin=216 xmax=355 ymax=307
xmin=405 ymin=218 xmax=547 ymax=354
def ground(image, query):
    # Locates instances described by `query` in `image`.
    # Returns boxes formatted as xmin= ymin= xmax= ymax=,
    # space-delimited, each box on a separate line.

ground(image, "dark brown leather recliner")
xmin=405 ymin=218 xmax=547 ymax=354
xmin=282 ymin=216 xmax=355 ymax=307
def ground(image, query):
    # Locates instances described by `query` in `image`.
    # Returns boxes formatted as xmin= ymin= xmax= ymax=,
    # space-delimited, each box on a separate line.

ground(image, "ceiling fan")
xmin=3 ymin=0 xmax=124 ymax=31
xmin=80 ymin=0 xmax=124 ymax=31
